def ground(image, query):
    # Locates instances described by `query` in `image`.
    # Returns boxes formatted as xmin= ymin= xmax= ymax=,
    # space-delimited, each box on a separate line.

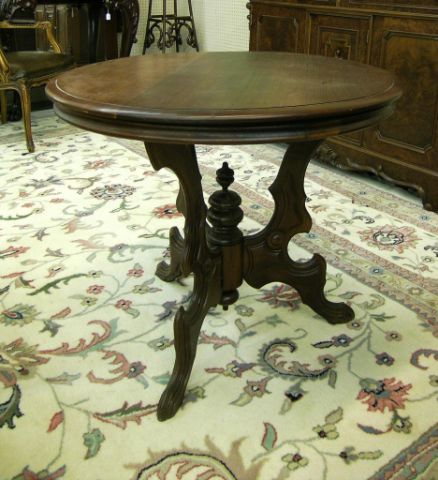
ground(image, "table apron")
xmin=53 ymin=103 xmax=396 ymax=145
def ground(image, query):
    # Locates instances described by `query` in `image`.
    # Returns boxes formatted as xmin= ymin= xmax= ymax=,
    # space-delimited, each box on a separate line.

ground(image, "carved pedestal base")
xmin=145 ymin=141 xmax=354 ymax=421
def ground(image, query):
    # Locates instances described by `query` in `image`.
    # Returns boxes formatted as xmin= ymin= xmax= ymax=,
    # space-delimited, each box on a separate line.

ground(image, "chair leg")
xmin=0 ymin=90 xmax=7 ymax=124
xmin=18 ymin=83 xmax=35 ymax=153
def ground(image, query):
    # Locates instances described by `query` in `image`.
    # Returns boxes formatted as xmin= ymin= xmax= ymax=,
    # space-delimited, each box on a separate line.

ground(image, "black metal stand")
xmin=142 ymin=0 xmax=199 ymax=54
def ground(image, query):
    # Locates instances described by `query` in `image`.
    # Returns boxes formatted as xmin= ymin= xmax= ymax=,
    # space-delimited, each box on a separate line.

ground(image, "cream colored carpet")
xmin=0 ymin=112 xmax=437 ymax=480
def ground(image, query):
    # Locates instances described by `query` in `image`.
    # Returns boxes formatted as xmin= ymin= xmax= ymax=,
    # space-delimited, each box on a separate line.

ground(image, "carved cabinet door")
xmin=249 ymin=5 xmax=307 ymax=53
xmin=365 ymin=15 xmax=438 ymax=172
xmin=308 ymin=12 xmax=371 ymax=146
xmin=308 ymin=12 xmax=371 ymax=61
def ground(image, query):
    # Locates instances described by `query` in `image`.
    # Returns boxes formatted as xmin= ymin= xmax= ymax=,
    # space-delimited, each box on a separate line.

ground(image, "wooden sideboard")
xmin=248 ymin=0 xmax=438 ymax=211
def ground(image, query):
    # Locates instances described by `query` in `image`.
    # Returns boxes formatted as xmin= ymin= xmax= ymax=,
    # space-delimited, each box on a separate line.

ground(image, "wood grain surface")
xmin=46 ymin=52 xmax=401 ymax=144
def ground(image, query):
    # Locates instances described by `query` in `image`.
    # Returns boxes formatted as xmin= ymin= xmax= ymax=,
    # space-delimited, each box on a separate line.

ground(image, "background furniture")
xmin=46 ymin=52 xmax=400 ymax=420
xmin=0 ymin=0 xmax=138 ymax=121
xmin=0 ymin=17 xmax=74 ymax=151
xmin=248 ymin=0 xmax=438 ymax=211
xmin=0 ymin=0 xmax=139 ymax=64
xmin=142 ymin=0 xmax=199 ymax=53
xmin=34 ymin=0 xmax=139 ymax=63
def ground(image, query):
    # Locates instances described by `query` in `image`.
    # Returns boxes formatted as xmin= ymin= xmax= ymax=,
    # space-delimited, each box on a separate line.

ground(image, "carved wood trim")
xmin=244 ymin=141 xmax=354 ymax=324
xmin=144 ymin=142 xmax=223 ymax=421
xmin=378 ymin=29 xmax=438 ymax=152
xmin=144 ymin=143 xmax=206 ymax=279
xmin=312 ymin=142 xmax=427 ymax=200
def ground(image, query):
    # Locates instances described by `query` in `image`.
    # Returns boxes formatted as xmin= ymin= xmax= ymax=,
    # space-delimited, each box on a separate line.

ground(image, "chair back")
xmin=0 ymin=0 xmax=38 ymax=55
xmin=0 ymin=0 xmax=73 ymax=152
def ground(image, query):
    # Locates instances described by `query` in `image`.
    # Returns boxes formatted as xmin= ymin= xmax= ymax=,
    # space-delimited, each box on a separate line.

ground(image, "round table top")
xmin=46 ymin=52 xmax=401 ymax=144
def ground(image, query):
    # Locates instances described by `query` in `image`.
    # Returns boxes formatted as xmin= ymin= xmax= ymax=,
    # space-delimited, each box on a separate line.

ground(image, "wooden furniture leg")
xmin=145 ymin=143 xmax=206 ymax=281
xmin=145 ymin=143 xmax=223 ymax=421
xmin=17 ymin=82 xmax=34 ymax=153
xmin=87 ymin=3 xmax=100 ymax=63
xmin=0 ymin=90 xmax=7 ymax=124
xmin=243 ymin=141 xmax=355 ymax=324
xmin=115 ymin=0 xmax=140 ymax=57
xmin=153 ymin=184 xmax=190 ymax=282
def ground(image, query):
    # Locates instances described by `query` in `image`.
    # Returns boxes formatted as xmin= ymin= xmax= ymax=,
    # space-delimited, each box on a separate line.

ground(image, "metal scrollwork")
xmin=176 ymin=17 xmax=197 ymax=49
xmin=145 ymin=18 xmax=175 ymax=50
xmin=142 ymin=0 xmax=199 ymax=54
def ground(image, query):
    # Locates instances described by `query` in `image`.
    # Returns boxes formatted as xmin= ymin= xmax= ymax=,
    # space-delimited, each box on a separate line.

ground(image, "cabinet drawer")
xmin=308 ymin=12 xmax=371 ymax=61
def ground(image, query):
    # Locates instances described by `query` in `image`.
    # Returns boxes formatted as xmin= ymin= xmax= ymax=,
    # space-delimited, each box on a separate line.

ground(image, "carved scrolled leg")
xmin=155 ymin=226 xmax=185 ymax=282
xmin=145 ymin=143 xmax=206 ymax=280
xmin=144 ymin=143 xmax=223 ymax=420
xmin=155 ymin=186 xmax=188 ymax=281
xmin=243 ymin=141 xmax=354 ymax=325
xmin=157 ymin=256 xmax=221 ymax=421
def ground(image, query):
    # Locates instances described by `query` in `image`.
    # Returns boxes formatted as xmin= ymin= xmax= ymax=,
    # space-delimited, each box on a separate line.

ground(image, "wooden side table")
xmin=46 ymin=52 xmax=401 ymax=420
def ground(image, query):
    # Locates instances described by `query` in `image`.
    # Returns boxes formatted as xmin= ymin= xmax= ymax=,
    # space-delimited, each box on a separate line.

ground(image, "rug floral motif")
xmin=0 ymin=113 xmax=437 ymax=480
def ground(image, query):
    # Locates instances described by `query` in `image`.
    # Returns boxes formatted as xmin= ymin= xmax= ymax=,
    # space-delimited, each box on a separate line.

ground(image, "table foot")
xmin=256 ymin=252 xmax=353 ymax=324
xmin=292 ymin=254 xmax=354 ymax=324
xmin=157 ymin=259 xmax=221 ymax=421
xmin=244 ymin=141 xmax=354 ymax=324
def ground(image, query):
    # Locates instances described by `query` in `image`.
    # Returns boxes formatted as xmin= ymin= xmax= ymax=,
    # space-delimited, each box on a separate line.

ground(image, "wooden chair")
xmin=0 ymin=19 xmax=74 ymax=152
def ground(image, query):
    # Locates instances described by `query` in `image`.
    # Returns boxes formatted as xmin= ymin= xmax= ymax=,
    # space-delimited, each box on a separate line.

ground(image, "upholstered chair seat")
xmin=6 ymin=51 xmax=75 ymax=81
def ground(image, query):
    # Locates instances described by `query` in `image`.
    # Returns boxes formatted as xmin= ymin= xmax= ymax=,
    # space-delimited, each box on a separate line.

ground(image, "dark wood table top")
xmin=46 ymin=51 xmax=401 ymax=144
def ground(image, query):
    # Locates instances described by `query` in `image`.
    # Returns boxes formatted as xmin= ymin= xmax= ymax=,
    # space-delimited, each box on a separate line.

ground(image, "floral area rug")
xmin=0 ymin=112 xmax=437 ymax=480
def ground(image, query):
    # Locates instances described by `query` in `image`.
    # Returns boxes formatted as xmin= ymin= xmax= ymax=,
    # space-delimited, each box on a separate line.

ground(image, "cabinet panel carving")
xmin=309 ymin=13 xmax=371 ymax=146
xmin=379 ymin=32 xmax=437 ymax=152
xmin=367 ymin=17 xmax=438 ymax=168
xmin=322 ymin=31 xmax=353 ymax=59
xmin=309 ymin=13 xmax=370 ymax=61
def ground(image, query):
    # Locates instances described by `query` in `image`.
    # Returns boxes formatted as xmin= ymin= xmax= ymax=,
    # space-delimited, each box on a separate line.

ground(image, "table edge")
xmin=53 ymin=102 xmax=397 ymax=145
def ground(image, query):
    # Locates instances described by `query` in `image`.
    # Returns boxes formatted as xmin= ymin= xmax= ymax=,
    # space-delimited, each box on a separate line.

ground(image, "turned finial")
xmin=216 ymin=162 xmax=234 ymax=191
xmin=207 ymin=162 xmax=243 ymax=247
